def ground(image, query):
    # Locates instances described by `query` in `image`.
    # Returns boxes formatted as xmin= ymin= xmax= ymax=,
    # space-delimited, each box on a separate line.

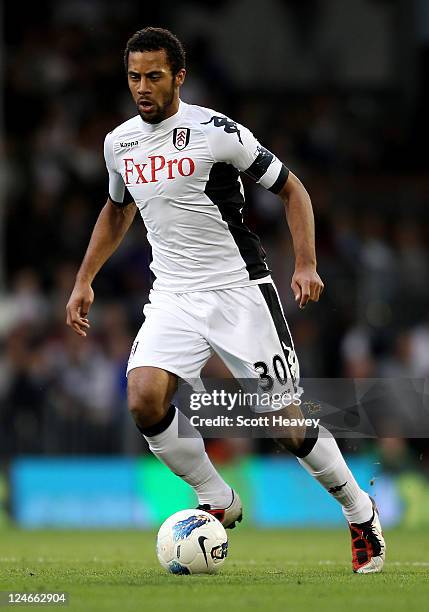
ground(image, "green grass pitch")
xmin=0 ymin=528 xmax=428 ymax=611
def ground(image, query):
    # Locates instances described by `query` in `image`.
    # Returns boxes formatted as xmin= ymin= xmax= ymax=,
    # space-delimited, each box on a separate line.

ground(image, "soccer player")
xmin=66 ymin=27 xmax=385 ymax=573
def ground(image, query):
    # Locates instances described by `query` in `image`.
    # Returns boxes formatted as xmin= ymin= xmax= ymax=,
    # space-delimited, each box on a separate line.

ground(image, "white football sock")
xmin=143 ymin=406 xmax=232 ymax=509
xmin=298 ymin=425 xmax=373 ymax=524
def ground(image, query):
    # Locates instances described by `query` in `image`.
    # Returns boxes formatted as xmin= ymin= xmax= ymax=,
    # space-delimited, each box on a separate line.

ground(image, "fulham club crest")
xmin=173 ymin=127 xmax=190 ymax=151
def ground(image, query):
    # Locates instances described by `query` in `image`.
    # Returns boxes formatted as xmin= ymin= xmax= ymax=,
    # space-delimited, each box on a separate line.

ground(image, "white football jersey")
xmin=104 ymin=100 xmax=288 ymax=292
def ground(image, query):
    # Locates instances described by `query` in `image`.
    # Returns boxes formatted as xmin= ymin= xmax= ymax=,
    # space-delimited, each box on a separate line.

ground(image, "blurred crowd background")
xmin=1 ymin=0 xmax=428 ymax=470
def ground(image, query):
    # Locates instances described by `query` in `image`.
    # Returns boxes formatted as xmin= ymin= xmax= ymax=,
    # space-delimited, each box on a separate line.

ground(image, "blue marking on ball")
xmin=172 ymin=514 xmax=211 ymax=542
xmin=168 ymin=560 xmax=190 ymax=575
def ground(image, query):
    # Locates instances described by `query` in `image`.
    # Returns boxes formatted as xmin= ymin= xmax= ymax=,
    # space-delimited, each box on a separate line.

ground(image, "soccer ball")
xmin=156 ymin=509 xmax=228 ymax=575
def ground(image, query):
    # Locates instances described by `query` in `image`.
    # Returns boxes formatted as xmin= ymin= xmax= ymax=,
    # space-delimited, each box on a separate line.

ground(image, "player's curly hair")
xmin=124 ymin=27 xmax=186 ymax=75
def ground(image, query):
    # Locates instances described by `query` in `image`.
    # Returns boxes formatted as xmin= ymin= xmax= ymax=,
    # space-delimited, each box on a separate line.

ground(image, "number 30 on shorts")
xmin=253 ymin=353 xmax=292 ymax=391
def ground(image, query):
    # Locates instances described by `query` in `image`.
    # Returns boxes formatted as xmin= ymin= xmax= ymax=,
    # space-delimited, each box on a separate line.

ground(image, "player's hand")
xmin=291 ymin=266 xmax=324 ymax=309
xmin=66 ymin=282 xmax=94 ymax=337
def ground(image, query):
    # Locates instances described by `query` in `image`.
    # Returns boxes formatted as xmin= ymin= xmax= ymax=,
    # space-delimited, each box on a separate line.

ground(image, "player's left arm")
xmin=278 ymin=172 xmax=324 ymax=309
xmin=205 ymin=114 xmax=324 ymax=307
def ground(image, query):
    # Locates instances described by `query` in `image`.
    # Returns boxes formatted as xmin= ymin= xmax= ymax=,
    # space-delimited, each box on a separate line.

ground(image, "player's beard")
xmin=138 ymin=81 xmax=176 ymax=124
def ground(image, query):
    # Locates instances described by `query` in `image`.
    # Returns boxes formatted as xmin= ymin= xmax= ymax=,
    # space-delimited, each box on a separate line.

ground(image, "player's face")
xmin=127 ymin=50 xmax=185 ymax=124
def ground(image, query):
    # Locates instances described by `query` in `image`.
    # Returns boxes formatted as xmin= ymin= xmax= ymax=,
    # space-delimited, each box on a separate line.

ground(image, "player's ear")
xmin=175 ymin=68 xmax=186 ymax=87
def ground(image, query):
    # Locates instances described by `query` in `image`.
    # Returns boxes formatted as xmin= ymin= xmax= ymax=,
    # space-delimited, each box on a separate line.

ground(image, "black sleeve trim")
xmin=243 ymin=146 xmax=274 ymax=181
xmin=109 ymin=187 xmax=134 ymax=208
xmin=268 ymin=165 xmax=289 ymax=194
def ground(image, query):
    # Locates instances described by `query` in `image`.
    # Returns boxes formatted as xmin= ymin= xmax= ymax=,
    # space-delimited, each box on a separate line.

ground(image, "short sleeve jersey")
xmin=104 ymin=100 xmax=288 ymax=292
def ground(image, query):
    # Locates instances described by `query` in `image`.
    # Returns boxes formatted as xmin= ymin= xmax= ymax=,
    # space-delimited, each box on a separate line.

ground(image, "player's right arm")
xmin=66 ymin=131 xmax=136 ymax=337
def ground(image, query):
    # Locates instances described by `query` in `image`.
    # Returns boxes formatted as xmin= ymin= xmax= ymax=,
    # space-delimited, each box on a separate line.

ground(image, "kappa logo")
xmin=120 ymin=140 xmax=139 ymax=148
xmin=281 ymin=341 xmax=299 ymax=384
xmin=173 ymin=127 xmax=190 ymax=151
xmin=201 ymin=115 xmax=243 ymax=145
xmin=328 ymin=482 xmax=348 ymax=494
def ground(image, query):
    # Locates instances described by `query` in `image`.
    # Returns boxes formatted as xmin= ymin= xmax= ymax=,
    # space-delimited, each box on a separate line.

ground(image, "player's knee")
xmin=127 ymin=381 xmax=165 ymax=426
xmin=274 ymin=429 xmax=305 ymax=454
xmin=127 ymin=367 xmax=178 ymax=430
xmin=275 ymin=423 xmax=320 ymax=457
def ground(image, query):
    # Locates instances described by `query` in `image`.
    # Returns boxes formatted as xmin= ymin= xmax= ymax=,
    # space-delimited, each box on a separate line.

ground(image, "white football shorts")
xmin=127 ymin=282 xmax=301 ymax=411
